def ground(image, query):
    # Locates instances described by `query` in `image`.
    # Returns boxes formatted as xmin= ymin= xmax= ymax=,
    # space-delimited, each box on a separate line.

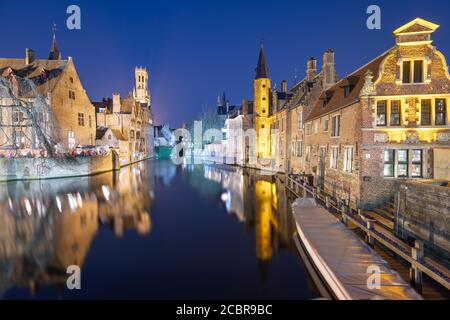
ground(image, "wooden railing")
xmin=286 ymin=174 xmax=450 ymax=293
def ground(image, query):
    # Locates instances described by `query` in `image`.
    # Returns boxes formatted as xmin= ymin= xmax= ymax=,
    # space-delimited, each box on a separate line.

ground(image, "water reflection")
xmin=0 ymin=162 xmax=154 ymax=298
xmin=192 ymin=165 xmax=299 ymax=282
xmin=1 ymin=160 xmax=317 ymax=299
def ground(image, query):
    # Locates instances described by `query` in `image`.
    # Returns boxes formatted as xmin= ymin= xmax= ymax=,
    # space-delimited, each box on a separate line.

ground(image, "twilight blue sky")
xmin=1 ymin=0 xmax=450 ymax=127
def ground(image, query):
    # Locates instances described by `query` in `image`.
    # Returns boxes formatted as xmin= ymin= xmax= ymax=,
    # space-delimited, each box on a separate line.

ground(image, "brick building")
xmin=303 ymin=18 xmax=450 ymax=209
xmin=0 ymin=33 xmax=96 ymax=150
xmin=94 ymin=67 xmax=153 ymax=164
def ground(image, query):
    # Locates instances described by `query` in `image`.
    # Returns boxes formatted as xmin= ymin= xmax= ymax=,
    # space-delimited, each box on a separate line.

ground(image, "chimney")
xmin=112 ymin=93 xmax=121 ymax=113
xmin=241 ymin=98 xmax=248 ymax=116
xmin=322 ymin=49 xmax=336 ymax=90
xmin=25 ymin=48 xmax=35 ymax=65
xmin=306 ymin=57 xmax=317 ymax=81
xmin=281 ymin=80 xmax=287 ymax=93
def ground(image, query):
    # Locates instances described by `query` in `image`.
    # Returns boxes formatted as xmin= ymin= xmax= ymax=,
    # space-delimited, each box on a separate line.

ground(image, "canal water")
xmin=0 ymin=159 xmax=320 ymax=299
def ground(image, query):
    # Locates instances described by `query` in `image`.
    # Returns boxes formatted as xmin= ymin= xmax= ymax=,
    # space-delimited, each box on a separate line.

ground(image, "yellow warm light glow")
xmin=254 ymin=78 xmax=272 ymax=158
xmin=379 ymin=128 xmax=445 ymax=143
xmin=255 ymin=180 xmax=273 ymax=261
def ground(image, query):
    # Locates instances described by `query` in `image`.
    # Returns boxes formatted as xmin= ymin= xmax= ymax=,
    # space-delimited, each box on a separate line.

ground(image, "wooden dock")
xmin=286 ymin=175 xmax=450 ymax=299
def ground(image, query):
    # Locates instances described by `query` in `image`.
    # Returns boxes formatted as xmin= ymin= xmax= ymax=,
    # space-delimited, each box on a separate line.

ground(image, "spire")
xmin=222 ymin=92 xmax=227 ymax=106
xmin=48 ymin=23 xmax=61 ymax=60
xmin=255 ymin=40 xmax=269 ymax=79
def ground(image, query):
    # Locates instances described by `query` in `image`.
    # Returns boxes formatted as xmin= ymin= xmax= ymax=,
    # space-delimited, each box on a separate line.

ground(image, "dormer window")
xmin=402 ymin=60 xmax=424 ymax=83
xmin=343 ymin=84 xmax=355 ymax=98
xmin=322 ymin=91 xmax=333 ymax=108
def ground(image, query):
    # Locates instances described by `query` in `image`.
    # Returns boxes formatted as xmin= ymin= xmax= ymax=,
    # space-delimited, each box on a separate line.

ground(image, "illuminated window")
xmin=330 ymin=146 xmax=338 ymax=169
xmin=397 ymin=149 xmax=408 ymax=177
xmin=412 ymin=149 xmax=423 ymax=177
xmin=421 ymin=99 xmax=431 ymax=125
xmin=376 ymin=101 xmax=387 ymax=126
xmin=383 ymin=150 xmax=394 ymax=177
xmin=343 ymin=146 xmax=353 ymax=173
xmin=435 ymin=99 xmax=447 ymax=125
xmin=390 ymin=100 xmax=401 ymax=126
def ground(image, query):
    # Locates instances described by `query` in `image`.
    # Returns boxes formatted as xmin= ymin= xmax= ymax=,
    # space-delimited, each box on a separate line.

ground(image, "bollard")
xmin=325 ymin=196 xmax=330 ymax=209
xmin=410 ymin=240 xmax=424 ymax=293
xmin=366 ymin=219 xmax=376 ymax=246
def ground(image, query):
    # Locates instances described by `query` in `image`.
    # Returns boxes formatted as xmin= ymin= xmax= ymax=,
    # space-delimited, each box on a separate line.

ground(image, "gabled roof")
xmin=0 ymin=58 xmax=68 ymax=95
xmin=393 ymin=18 xmax=439 ymax=35
xmin=305 ymin=49 xmax=393 ymax=122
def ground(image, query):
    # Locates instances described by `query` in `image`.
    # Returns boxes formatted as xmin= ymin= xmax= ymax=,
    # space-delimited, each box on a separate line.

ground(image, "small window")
xmin=402 ymin=61 xmax=411 ymax=83
xmin=344 ymin=85 xmax=355 ymax=98
xmin=314 ymin=120 xmax=319 ymax=134
xmin=397 ymin=150 xmax=408 ymax=177
xmin=306 ymin=123 xmax=312 ymax=135
xmin=384 ymin=150 xmax=395 ymax=177
xmin=78 ymin=113 xmax=85 ymax=126
xmin=331 ymin=115 xmax=340 ymax=137
xmin=376 ymin=101 xmax=387 ymax=126
xmin=435 ymin=99 xmax=447 ymax=125
xmin=297 ymin=111 xmax=303 ymax=129
xmin=108 ymin=134 xmax=112 ymax=140
xmin=344 ymin=146 xmax=353 ymax=173
xmin=69 ymin=77 xmax=74 ymax=84
xmin=421 ymin=99 xmax=431 ymax=125
xmin=390 ymin=100 xmax=401 ymax=126
xmin=330 ymin=146 xmax=339 ymax=169
xmin=323 ymin=118 xmax=329 ymax=132
xmin=412 ymin=149 xmax=423 ymax=177
xmin=413 ymin=60 xmax=423 ymax=83
xmin=305 ymin=145 xmax=312 ymax=162
xmin=89 ymin=115 xmax=92 ymax=128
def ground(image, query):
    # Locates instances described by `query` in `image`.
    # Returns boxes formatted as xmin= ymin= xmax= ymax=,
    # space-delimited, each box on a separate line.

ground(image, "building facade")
xmin=95 ymin=67 xmax=153 ymax=164
xmin=302 ymin=18 xmax=450 ymax=209
xmin=0 ymin=33 xmax=96 ymax=152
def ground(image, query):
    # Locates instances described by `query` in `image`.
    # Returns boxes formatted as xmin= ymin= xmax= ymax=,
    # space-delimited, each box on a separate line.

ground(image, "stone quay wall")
xmin=0 ymin=151 xmax=121 ymax=182
xmin=395 ymin=180 xmax=450 ymax=261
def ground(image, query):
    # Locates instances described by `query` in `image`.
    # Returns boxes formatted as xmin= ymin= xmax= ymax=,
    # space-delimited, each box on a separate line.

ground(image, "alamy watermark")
xmin=66 ymin=265 xmax=82 ymax=290
xmin=366 ymin=5 xmax=381 ymax=30
xmin=67 ymin=5 xmax=81 ymax=30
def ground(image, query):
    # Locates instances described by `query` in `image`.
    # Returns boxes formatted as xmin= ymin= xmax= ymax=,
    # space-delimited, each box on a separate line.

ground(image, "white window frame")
xmin=330 ymin=146 xmax=339 ymax=169
xmin=343 ymin=146 xmax=354 ymax=173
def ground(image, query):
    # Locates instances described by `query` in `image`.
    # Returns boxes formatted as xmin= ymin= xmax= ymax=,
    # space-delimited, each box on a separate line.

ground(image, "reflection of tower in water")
xmin=255 ymin=180 xmax=274 ymax=282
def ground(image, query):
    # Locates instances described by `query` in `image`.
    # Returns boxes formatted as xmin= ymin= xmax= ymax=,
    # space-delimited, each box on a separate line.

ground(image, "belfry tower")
xmin=254 ymin=44 xmax=271 ymax=158
xmin=133 ymin=67 xmax=150 ymax=106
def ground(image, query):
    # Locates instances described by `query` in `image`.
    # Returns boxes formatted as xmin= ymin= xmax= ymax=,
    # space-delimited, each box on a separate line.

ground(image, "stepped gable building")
xmin=303 ymin=18 xmax=450 ymax=209
xmin=0 ymin=30 xmax=96 ymax=149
